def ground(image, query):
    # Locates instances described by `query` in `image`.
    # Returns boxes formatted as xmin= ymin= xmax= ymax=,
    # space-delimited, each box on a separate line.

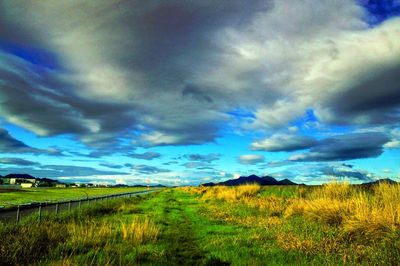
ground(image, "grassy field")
xmin=1 ymin=183 xmax=399 ymax=265
xmin=0 ymin=187 xmax=149 ymax=208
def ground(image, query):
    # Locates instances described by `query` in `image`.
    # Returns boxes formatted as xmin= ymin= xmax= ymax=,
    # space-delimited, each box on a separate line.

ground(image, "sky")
xmin=0 ymin=0 xmax=399 ymax=186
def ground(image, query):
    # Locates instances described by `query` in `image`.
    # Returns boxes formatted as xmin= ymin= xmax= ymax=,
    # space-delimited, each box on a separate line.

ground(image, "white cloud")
xmin=233 ymin=173 xmax=241 ymax=179
xmin=250 ymin=133 xmax=317 ymax=152
xmin=238 ymin=154 xmax=265 ymax=165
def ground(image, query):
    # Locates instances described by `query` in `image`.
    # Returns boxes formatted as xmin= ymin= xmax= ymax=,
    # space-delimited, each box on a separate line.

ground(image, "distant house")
xmin=9 ymin=178 xmax=27 ymax=184
xmin=56 ymin=183 xmax=67 ymax=188
xmin=21 ymin=183 xmax=33 ymax=188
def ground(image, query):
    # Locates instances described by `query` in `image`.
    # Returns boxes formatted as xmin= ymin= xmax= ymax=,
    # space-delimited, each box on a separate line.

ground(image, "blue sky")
xmin=0 ymin=0 xmax=399 ymax=186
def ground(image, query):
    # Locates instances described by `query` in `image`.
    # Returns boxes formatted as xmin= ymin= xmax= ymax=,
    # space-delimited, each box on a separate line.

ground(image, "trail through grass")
xmin=151 ymin=190 xmax=206 ymax=264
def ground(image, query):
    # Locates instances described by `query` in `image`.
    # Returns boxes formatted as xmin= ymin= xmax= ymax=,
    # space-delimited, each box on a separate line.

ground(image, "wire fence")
xmin=0 ymin=189 xmax=161 ymax=224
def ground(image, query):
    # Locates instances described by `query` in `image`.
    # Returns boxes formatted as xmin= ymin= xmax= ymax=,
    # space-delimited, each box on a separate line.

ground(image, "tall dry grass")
xmin=0 ymin=198 xmax=160 ymax=265
xmin=120 ymin=217 xmax=159 ymax=244
xmin=201 ymin=184 xmax=261 ymax=201
xmin=286 ymin=181 xmax=400 ymax=240
xmin=182 ymin=182 xmax=400 ymax=242
xmin=178 ymin=186 xmax=208 ymax=195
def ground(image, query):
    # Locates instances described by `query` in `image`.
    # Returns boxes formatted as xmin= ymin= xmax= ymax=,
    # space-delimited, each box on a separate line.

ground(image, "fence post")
xmin=68 ymin=201 xmax=71 ymax=211
xmin=55 ymin=202 xmax=59 ymax=215
xmin=38 ymin=203 xmax=42 ymax=221
xmin=16 ymin=205 xmax=20 ymax=224
xmin=79 ymin=200 xmax=81 ymax=209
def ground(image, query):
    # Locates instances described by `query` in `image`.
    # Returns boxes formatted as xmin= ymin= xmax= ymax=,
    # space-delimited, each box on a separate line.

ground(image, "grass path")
xmin=161 ymin=190 xmax=206 ymax=264
xmin=139 ymin=189 xmax=209 ymax=265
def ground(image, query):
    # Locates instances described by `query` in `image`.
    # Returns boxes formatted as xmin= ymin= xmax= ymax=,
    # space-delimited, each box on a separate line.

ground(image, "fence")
xmin=0 ymin=189 xmax=161 ymax=224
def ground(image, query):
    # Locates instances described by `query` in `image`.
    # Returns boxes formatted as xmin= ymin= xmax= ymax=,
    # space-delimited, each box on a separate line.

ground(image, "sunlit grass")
xmin=1 ymin=184 xmax=400 ymax=265
xmin=201 ymin=183 xmax=261 ymax=201
xmin=184 ymin=182 xmax=400 ymax=264
xmin=0 ymin=197 xmax=160 ymax=265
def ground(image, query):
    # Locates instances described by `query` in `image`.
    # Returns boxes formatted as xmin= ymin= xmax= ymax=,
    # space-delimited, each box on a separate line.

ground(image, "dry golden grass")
xmin=120 ymin=217 xmax=159 ymax=244
xmin=185 ymin=182 xmax=400 ymax=244
xmin=67 ymin=221 xmax=115 ymax=248
xmin=177 ymin=186 xmax=208 ymax=194
xmin=66 ymin=217 xmax=159 ymax=247
xmin=286 ymin=182 xmax=400 ymax=240
xmin=310 ymin=181 xmax=357 ymax=200
xmin=243 ymin=195 xmax=288 ymax=217
xmin=201 ymin=184 xmax=261 ymax=201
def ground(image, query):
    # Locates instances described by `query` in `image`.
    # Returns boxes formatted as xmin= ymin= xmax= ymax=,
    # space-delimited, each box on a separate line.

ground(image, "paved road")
xmin=0 ymin=188 xmax=162 ymax=224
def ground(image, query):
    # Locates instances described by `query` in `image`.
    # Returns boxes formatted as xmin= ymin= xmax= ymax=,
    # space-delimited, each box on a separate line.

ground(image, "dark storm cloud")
xmin=127 ymin=151 xmax=161 ymax=160
xmin=184 ymin=153 xmax=221 ymax=163
xmin=0 ymin=51 xmax=138 ymax=146
xmin=0 ymin=157 xmax=40 ymax=166
xmin=289 ymin=132 xmax=390 ymax=162
xmin=0 ymin=0 xmax=271 ymax=149
xmin=320 ymin=165 xmax=373 ymax=181
xmin=0 ymin=0 xmax=399 ymax=165
xmin=40 ymin=165 xmax=128 ymax=176
xmin=0 ymin=127 xmax=61 ymax=155
xmin=182 ymin=85 xmax=213 ymax=103
xmin=133 ymin=164 xmax=170 ymax=175
xmin=0 ymin=164 xmax=127 ymax=178
xmin=270 ymin=163 xmax=377 ymax=184
xmin=320 ymin=63 xmax=400 ymax=126
xmin=250 ymin=133 xmax=317 ymax=152
xmin=0 ymin=128 xmax=37 ymax=152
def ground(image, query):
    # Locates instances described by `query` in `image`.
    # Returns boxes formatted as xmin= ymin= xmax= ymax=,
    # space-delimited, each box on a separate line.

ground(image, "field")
xmin=0 ymin=187 xmax=149 ymax=208
xmin=1 ymin=183 xmax=400 ymax=265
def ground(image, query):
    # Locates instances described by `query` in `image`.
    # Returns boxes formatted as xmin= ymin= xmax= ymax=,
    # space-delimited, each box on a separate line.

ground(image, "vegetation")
xmin=180 ymin=182 xmax=400 ymax=264
xmin=0 ymin=187 xmax=149 ymax=208
xmin=0 ymin=183 xmax=399 ymax=265
xmin=0 ymin=195 xmax=161 ymax=265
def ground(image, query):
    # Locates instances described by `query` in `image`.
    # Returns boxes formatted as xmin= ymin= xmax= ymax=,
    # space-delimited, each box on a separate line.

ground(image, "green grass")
xmin=1 ymin=185 xmax=399 ymax=265
xmin=0 ymin=187 xmax=150 ymax=208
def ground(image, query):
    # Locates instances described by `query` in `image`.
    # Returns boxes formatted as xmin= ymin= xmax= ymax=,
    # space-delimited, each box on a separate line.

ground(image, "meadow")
xmin=1 ymin=183 xmax=399 ymax=265
xmin=0 ymin=187 xmax=149 ymax=208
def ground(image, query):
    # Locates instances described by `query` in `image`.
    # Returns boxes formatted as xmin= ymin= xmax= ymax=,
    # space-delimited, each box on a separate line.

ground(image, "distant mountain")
xmin=278 ymin=179 xmax=298 ymax=185
xmin=364 ymin=178 xmax=398 ymax=185
xmin=202 ymin=175 xmax=298 ymax=186
xmin=5 ymin=174 xmax=36 ymax=179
